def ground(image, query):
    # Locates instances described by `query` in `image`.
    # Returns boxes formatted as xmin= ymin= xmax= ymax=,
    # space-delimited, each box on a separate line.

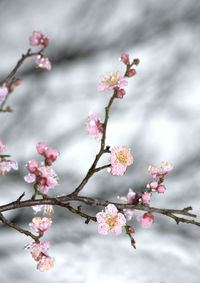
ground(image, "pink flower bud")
xmin=43 ymin=37 xmax=50 ymax=47
xmin=150 ymin=181 xmax=158 ymax=190
xmin=37 ymin=142 xmax=47 ymax=155
xmin=44 ymin=147 xmax=59 ymax=165
xmin=29 ymin=31 xmax=43 ymax=46
xmin=133 ymin=58 xmax=140 ymax=65
xmin=157 ymin=185 xmax=166 ymax=194
xmin=128 ymin=225 xmax=135 ymax=234
xmin=28 ymin=159 xmax=39 ymax=173
xmin=121 ymin=53 xmax=130 ymax=65
xmin=126 ymin=69 xmax=136 ymax=77
xmin=115 ymin=88 xmax=126 ymax=99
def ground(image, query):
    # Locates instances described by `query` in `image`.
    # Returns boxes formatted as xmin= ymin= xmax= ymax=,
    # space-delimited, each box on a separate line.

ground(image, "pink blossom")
xmin=34 ymin=55 xmax=51 ymax=70
xmin=32 ymin=205 xmax=43 ymax=213
xmin=29 ymin=31 xmax=49 ymax=47
xmin=29 ymin=217 xmax=52 ymax=234
xmin=148 ymin=161 xmax=173 ymax=179
xmin=37 ymin=142 xmax=47 ymax=155
xmin=86 ymin=113 xmax=103 ymax=141
xmin=0 ymin=158 xmax=18 ymax=176
xmin=37 ymin=166 xmax=58 ymax=194
xmin=28 ymin=159 xmax=39 ymax=173
xmin=98 ymin=71 xmax=128 ymax=92
xmin=25 ymin=241 xmax=53 ymax=271
xmin=44 ymin=147 xmax=59 ymax=165
xmin=32 ymin=205 xmax=54 ymax=216
xmin=110 ymin=146 xmax=133 ymax=176
xmin=29 ymin=31 xmax=43 ymax=46
xmin=142 ymin=192 xmax=151 ymax=202
xmin=150 ymin=181 xmax=158 ymax=190
xmin=137 ymin=212 xmax=154 ymax=228
xmin=121 ymin=53 xmax=130 ymax=65
xmin=157 ymin=185 xmax=166 ymax=194
xmin=96 ymin=204 xmax=126 ymax=235
xmin=24 ymin=173 xmax=36 ymax=183
xmin=0 ymin=139 xmax=5 ymax=152
xmin=37 ymin=255 xmax=54 ymax=272
xmin=25 ymin=241 xmax=50 ymax=261
xmin=0 ymin=86 xmax=8 ymax=102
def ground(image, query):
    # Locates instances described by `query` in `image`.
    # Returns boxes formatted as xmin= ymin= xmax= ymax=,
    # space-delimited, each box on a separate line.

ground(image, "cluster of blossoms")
xmin=24 ymin=142 xmax=59 ymax=194
xmin=25 ymin=241 xmax=54 ymax=272
xmin=0 ymin=139 xmax=18 ymax=175
xmin=24 ymin=142 xmax=58 ymax=270
xmin=148 ymin=161 xmax=174 ymax=193
xmin=29 ymin=31 xmax=51 ymax=70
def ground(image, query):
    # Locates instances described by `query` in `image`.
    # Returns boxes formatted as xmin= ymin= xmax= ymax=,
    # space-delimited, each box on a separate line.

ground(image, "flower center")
xmin=115 ymin=151 xmax=128 ymax=165
xmin=106 ymin=215 xmax=117 ymax=228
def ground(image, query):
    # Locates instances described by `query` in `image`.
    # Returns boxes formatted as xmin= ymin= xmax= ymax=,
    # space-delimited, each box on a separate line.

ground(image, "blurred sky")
xmin=0 ymin=0 xmax=200 ymax=282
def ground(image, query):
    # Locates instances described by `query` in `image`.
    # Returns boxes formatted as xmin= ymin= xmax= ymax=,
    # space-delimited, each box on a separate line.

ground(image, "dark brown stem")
xmin=0 ymin=195 xmax=199 ymax=227
xmin=0 ymin=212 xmax=40 ymax=241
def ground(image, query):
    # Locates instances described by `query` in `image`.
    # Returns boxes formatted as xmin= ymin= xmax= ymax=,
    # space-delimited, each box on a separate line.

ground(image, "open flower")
xmin=29 ymin=31 xmax=49 ymax=47
xmin=98 ymin=71 xmax=128 ymax=92
xmin=86 ymin=113 xmax=103 ymax=141
xmin=96 ymin=204 xmax=126 ymax=235
xmin=25 ymin=241 xmax=50 ymax=261
xmin=137 ymin=212 xmax=154 ymax=228
xmin=34 ymin=55 xmax=51 ymax=70
xmin=110 ymin=146 xmax=133 ymax=176
xmin=32 ymin=205 xmax=54 ymax=216
xmin=29 ymin=217 xmax=52 ymax=234
xmin=0 ymin=158 xmax=18 ymax=176
xmin=37 ymin=256 xmax=54 ymax=272
xmin=148 ymin=161 xmax=173 ymax=179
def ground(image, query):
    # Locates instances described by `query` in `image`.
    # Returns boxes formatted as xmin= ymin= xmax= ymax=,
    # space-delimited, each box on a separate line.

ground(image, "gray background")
xmin=0 ymin=0 xmax=200 ymax=282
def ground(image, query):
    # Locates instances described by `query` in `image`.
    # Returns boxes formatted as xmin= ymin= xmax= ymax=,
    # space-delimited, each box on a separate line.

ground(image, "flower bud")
xmin=133 ymin=58 xmax=140 ymax=65
xmin=150 ymin=181 xmax=158 ymax=190
xmin=126 ymin=68 xmax=136 ymax=77
xmin=157 ymin=185 xmax=166 ymax=194
xmin=128 ymin=225 xmax=135 ymax=234
xmin=115 ymin=88 xmax=126 ymax=99
xmin=121 ymin=53 xmax=130 ymax=65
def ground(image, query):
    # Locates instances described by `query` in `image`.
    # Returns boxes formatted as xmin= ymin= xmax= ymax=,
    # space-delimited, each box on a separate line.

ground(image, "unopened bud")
xmin=126 ymin=68 xmax=136 ymax=77
xmin=157 ymin=185 xmax=166 ymax=194
xmin=128 ymin=225 xmax=135 ymax=234
xmin=121 ymin=53 xmax=130 ymax=65
xmin=115 ymin=88 xmax=126 ymax=99
xmin=133 ymin=58 xmax=140 ymax=65
xmin=43 ymin=37 xmax=50 ymax=47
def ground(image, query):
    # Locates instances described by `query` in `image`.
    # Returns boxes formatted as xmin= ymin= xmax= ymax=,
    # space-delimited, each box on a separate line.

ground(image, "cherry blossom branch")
xmin=0 ymin=211 xmax=40 ymax=242
xmin=0 ymin=195 xmax=199 ymax=227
